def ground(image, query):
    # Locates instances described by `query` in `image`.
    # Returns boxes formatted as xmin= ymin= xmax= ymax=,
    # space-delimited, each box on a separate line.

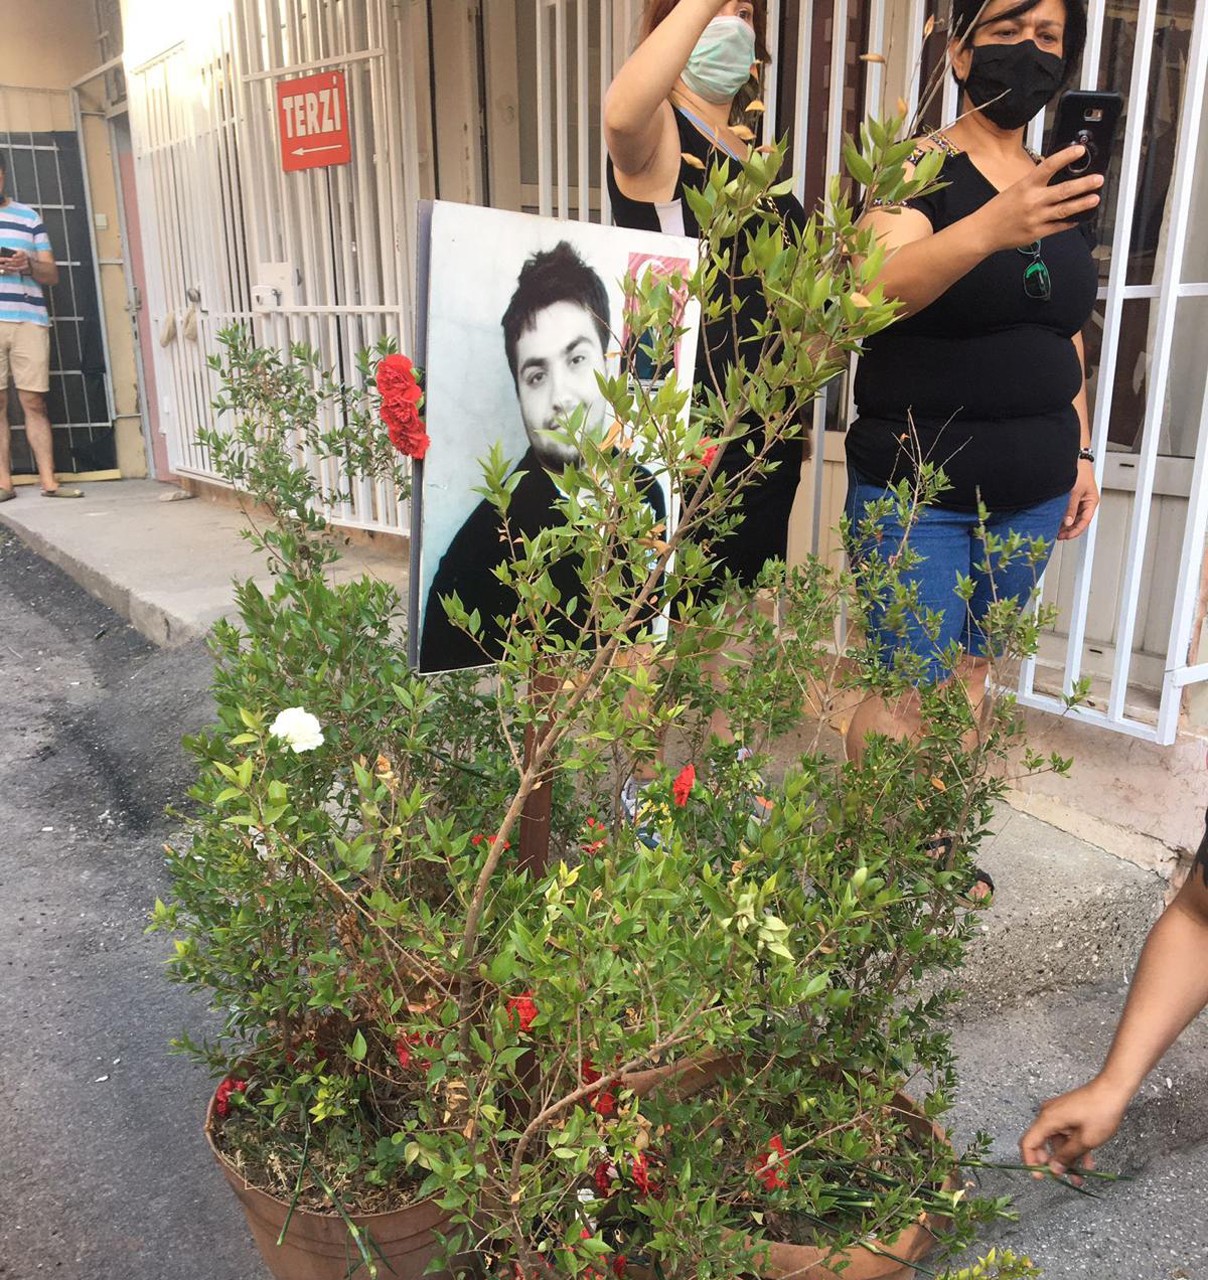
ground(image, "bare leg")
xmin=704 ymin=590 xmax=780 ymax=747
xmin=844 ymin=688 xmax=925 ymax=767
xmin=0 ymin=388 xmax=12 ymax=490
xmin=17 ymin=389 xmax=59 ymax=492
xmin=845 ymin=662 xmax=992 ymax=898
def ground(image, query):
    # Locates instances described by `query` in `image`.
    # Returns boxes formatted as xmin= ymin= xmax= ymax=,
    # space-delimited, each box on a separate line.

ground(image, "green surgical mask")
xmin=682 ymin=16 xmax=757 ymax=105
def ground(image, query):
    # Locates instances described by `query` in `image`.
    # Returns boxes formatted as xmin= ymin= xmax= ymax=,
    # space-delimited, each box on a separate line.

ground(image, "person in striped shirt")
xmin=0 ymin=156 xmax=80 ymax=499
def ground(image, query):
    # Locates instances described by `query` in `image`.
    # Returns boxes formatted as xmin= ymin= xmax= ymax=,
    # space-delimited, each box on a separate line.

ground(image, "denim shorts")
xmin=844 ymin=467 xmax=1069 ymax=685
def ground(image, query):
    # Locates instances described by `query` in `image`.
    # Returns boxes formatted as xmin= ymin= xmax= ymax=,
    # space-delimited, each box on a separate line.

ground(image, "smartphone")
xmin=1045 ymin=90 xmax=1124 ymax=221
xmin=0 ymin=247 xmax=14 ymax=259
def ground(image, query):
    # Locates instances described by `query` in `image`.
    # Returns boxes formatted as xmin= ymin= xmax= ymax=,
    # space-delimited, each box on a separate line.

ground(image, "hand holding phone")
xmin=1045 ymin=90 xmax=1124 ymax=222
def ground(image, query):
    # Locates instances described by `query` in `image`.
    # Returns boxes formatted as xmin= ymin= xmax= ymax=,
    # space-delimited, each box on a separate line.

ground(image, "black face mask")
xmin=961 ymin=40 xmax=1065 ymax=130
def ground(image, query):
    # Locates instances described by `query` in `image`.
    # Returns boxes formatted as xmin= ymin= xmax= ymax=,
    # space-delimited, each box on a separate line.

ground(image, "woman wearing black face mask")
xmin=843 ymin=0 xmax=1106 ymax=896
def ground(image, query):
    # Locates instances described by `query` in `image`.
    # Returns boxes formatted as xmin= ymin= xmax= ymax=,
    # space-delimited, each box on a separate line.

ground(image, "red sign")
xmin=276 ymin=71 xmax=351 ymax=173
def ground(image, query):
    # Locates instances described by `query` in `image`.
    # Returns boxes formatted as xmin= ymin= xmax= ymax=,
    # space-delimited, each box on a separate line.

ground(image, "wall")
xmin=0 ymin=0 xmax=98 ymax=92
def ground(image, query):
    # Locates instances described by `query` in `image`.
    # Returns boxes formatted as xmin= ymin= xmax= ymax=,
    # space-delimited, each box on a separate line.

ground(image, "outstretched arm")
xmin=1021 ymin=829 xmax=1208 ymax=1175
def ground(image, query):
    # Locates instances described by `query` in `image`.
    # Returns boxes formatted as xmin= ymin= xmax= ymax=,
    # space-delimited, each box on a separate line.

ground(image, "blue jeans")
xmin=844 ymin=467 xmax=1069 ymax=685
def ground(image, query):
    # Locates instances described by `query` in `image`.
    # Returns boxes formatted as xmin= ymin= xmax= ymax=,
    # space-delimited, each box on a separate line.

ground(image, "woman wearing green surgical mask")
xmin=604 ymin=0 xmax=809 ymax=825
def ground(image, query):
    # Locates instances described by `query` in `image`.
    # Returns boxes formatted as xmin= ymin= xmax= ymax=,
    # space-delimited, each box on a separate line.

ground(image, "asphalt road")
xmin=0 ymin=529 xmax=267 ymax=1280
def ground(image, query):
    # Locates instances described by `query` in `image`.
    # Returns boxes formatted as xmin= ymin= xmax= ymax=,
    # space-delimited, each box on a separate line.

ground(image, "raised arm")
xmin=861 ymin=145 xmax=1104 ymax=318
xmin=1020 ymin=834 xmax=1208 ymax=1175
xmin=603 ymin=0 xmax=730 ymax=177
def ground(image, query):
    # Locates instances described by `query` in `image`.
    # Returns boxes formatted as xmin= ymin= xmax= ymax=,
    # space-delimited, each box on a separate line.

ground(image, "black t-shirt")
xmin=419 ymin=448 xmax=667 ymax=672
xmin=606 ymin=109 xmax=807 ymax=583
xmin=847 ymin=147 xmax=1098 ymax=511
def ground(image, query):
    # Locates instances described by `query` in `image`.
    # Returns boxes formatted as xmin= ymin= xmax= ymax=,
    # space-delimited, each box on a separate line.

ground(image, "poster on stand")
xmin=411 ymin=200 xmax=700 ymax=674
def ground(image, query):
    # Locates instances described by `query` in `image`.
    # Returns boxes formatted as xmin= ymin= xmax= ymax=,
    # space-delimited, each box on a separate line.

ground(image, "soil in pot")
xmin=205 ymin=1096 xmax=456 ymax=1280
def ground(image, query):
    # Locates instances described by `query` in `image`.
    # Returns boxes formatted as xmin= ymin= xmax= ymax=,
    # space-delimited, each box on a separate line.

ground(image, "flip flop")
xmin=925 ymin=834 xmax=995 ymax=905
xmin=41 ymin=487 xmax=83 ymax=498
xmin=0 ymin=487 xmax=15 ymax=502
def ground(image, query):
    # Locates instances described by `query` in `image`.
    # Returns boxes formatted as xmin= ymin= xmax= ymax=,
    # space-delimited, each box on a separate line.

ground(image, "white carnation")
xmin=269 ymin=707 xmax=325 ymax=753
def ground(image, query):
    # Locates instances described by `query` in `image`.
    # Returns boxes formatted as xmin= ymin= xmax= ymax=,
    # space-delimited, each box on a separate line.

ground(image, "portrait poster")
xmin=410 ymin=200 xmax=700 ymax=674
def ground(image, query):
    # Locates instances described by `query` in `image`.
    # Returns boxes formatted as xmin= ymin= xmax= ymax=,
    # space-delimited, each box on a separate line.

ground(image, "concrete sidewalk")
xmin=0 ymin=478 xmax=407 ymax=646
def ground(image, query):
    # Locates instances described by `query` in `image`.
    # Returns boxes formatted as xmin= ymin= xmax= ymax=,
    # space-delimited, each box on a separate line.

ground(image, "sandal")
xmin=925 ymin=834 xmax=995 ymax=904
xmin=0 ymin=487 xmax=14 ymax=502
xmin=41 ymin=486 xmax=83 ymax=498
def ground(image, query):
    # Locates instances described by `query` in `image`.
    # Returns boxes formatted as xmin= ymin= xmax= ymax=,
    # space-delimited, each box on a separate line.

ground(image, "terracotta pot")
xmin=620 ymin=1050 xmax=729 ymax=1102
xmin=622 ymin=1060 xmax=953 ymax=1280
xmin=205 ymin=1096 xmax=456 ymax=1280
xmin=746 ymin=1095 xmax=954 ymax=1280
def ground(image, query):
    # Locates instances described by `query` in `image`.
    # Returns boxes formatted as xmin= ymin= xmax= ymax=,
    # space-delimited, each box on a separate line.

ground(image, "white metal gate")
xmin=126 ymin=0 xmax=429 ymax=533
xmin=516 ymin=0 xmax=1208 ymax=744
xmin=123 ymin=0 xmax=1208 ymax=740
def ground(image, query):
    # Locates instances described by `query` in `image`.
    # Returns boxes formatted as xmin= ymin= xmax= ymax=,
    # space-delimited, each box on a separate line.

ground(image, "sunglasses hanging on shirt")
xmin=1017 ymin=240 xmax=1052 ymax=302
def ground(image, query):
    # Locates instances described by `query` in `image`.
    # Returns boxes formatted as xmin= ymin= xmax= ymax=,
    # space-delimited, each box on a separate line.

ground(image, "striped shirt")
xmin=0 ymin=199 xmax=53 ymax=327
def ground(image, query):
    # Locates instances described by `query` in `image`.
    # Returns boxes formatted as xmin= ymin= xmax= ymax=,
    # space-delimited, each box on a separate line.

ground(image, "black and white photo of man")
xmin=419 ymin=240 xmax=666 ymax=673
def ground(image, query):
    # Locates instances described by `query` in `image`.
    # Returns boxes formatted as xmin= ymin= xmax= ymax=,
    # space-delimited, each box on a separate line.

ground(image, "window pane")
xmin=1083 ymin=297 xmax=1152 ymax=452
xmin=1162 ymin=297 xmax=1208 ymax=458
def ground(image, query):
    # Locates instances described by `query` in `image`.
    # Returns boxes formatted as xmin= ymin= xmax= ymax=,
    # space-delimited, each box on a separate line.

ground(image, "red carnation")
xmin=593 ymin=1160 xmax=617 ymax=1195
xmin=755 ymin=1134 xmax=790 ymax=1191
xmin=672 ymin=763 xmax=696 ymax=807
xmin=611 ymin=1257 xmax=628 ymax=1278
xmin=214 ymin=1076 xmax=247 ymax=1118
xmin=377 ymin=353 xmax=430 ymax=460
xmin=581 ymin=817 xmax=607 ymax=855
xmin=701 ymin=442 xmax=718 ymax=470
xmin=631 ymin=1151 xmax=653 ymax=1196
xmin=507 ymin=991 xmax=538 ymax=1033
xmin=581 ymin=1057 xmax=618 ymax=1117
xmin=395 ymin=1030 xmax=439 ymax=1072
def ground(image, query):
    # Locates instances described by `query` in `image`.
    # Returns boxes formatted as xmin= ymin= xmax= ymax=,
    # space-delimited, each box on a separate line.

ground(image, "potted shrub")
xmin=153 ymin=128 xmax=1063 ymax=1280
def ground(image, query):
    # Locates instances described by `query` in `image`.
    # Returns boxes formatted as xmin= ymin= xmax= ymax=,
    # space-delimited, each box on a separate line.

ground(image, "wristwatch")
xmin=1077 ymin=447 xmax=1095 ymax=463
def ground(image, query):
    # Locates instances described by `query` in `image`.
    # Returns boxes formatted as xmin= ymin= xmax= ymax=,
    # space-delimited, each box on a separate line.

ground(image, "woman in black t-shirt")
xmin=845 ymin=0 xmax=1106 ymax=840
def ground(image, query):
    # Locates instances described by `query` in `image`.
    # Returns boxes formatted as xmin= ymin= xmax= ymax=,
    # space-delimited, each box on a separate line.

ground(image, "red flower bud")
xmin=672 ymin=763 xmax=696 ymax=807
xmin=506 ymin=991 xmax=538 ymax=1033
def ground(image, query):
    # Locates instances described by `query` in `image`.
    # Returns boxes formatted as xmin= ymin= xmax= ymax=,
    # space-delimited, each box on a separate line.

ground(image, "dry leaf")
xmin=731 ymin=124 xmax=756 ymax=142
xmin=860 ymin=52 xmax=886 ymax=64
xmin=850 ymin=291 xmax=872 ymax=308
xmin=923 ymin=14 xmax=936 ymax=37
xmin=755 ymin=144 xmax=776 ymax=155
xmin=602 ymin=418 xmax=623 ymax=450
xmin=897 ymin=96 xmax=910 ymax=117
xmin=747 ymin=98 xmax=767 ymax=113
xmin=681 ymin=151 xmax=706 ymax=170
xmin=930 ymin=776 xmax=947 ymax=792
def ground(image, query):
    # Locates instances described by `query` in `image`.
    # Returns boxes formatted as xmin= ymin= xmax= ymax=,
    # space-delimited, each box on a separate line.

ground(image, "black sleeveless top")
xmin=847 ymin=144 xmax=1098 ymax=511
xmin=606 ymin=107 xmax=809 ymax=584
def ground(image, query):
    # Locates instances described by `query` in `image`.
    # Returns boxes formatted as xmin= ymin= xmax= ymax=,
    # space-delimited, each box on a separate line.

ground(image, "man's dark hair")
xmin=501 ymin=241 xmax=611 ymax=385
xmin=0 ymin=155 xmax=6 ymax=178
xmin=950 ymin=0 xmax=1087 ymax=83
